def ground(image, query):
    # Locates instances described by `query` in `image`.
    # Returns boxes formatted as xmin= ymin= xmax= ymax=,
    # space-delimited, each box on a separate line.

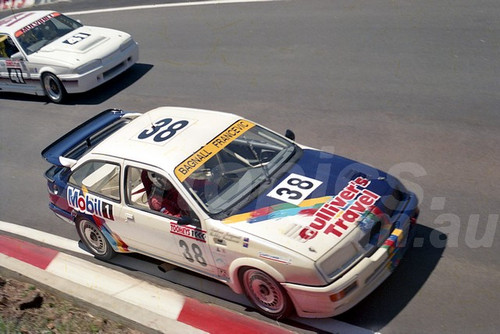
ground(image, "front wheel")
xmin=240 ymin=267 xmax=294 ymax=319
xmin=42 ymin=73 xmax=66 ymax=103
xmin=75 ymin=217 xmax=115 ymax=260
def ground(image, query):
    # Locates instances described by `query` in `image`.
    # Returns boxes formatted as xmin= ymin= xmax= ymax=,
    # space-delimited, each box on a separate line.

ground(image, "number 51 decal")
xmin=267 ymin=173 xmax=322 ymax=205
xmin=63 ymin=32 xmax=90 ymax=45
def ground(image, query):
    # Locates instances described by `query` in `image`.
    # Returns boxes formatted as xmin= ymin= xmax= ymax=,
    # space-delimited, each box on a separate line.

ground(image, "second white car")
xmin=0 ymin=10 xmax=138 ymax=103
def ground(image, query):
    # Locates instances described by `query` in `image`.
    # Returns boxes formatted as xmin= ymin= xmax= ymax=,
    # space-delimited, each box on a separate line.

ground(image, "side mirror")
xmin=285 ymin=129 xmax=295 ymax=141
xmin=177 ymin=215 xmax=200 ymax=226
xmin=11 ymin=52 xmax=24 ymax=61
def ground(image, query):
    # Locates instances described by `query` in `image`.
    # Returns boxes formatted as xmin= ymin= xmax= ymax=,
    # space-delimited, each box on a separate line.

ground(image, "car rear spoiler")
xmin=41 ymin=109 xmax=141 ymax=168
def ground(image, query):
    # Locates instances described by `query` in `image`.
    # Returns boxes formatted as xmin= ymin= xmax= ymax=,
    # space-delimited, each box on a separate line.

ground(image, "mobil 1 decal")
xmin=267 ymin=173 xmax=322 ymax=205
xmin=67 ymin=185 xmax=114 ymax=220
xmin=134 ymin=117 xmax=194 ymax=145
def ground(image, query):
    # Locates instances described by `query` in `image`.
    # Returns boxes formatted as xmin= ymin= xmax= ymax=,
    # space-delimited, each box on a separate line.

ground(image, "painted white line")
xmin=65 ymin=0 xmax=286 ymax=16
xmin=0 ymin=220 xmax=89 ymax=256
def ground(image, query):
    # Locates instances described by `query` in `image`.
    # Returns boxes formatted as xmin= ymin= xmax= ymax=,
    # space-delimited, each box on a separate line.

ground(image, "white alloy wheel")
xmin=241 ymin=268 xmax=293 ymax=319
xmin=42 ymin=73 xmax=66 ymax=103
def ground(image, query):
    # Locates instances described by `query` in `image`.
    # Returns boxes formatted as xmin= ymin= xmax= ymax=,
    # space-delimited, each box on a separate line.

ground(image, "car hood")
xmin=31 ymin=26 xmax=129 ymax=66
xmin=223 ymin=149 xmax=401 ymax=261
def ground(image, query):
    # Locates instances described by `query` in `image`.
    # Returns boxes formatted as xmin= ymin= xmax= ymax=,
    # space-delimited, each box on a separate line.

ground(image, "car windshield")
xmin=16 ymin=13 xmax=82 ymax=55
xmin=180 ymin=124 xmax=297 ymax=217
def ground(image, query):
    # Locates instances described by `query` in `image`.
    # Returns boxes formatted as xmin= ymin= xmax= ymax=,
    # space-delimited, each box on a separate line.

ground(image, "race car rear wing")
xmin=41 ymin=109 xmax=141 ymax=168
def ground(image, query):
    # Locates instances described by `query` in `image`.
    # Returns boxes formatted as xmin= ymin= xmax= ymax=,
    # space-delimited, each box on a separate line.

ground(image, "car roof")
xmin=0 ymin=10 xmax=56 ymax=35
xmin=92 ymin=106 xmax=244 ymax=178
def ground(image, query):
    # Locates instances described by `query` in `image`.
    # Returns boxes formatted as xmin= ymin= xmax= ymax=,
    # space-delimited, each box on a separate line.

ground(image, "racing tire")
xmin=75 ymin=217 xmax=115 ymax=260
xmin=240 ymin=267 xmax=294 ymax=319
xmin=42 ymin=72 xmax=66 ymax=103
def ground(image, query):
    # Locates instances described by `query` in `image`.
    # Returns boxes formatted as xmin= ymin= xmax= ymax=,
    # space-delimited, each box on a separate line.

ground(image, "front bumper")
xmin=60 ymin=41 xmax=139 ymax=94
xmin=283 ymin=194 xmax=418 ymax=318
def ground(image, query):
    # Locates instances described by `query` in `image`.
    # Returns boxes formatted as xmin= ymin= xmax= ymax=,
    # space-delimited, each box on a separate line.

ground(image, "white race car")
xmin=0 ymin=11 xmax=138 ymax=103
xmin=42 ymin=107 xmax=419 ymax=319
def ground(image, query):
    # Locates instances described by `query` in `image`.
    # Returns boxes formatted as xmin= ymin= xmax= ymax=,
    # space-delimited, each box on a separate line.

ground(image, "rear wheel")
xmin=240 ymin=267 xmax=293 ymax=319
xmin=75 ymin=217 xmax=115 ymax=260
xmin=42 ymin=73 xmax=66 ymax=103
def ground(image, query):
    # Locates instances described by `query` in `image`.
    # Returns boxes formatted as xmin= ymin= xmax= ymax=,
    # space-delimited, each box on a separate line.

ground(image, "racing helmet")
xmin=147 ymin=171 xmax=169 ymax=189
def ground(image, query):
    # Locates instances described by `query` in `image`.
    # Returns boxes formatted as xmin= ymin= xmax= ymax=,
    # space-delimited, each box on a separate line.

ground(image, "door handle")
xmin=125 ymin=213 xmax=134 ymax=221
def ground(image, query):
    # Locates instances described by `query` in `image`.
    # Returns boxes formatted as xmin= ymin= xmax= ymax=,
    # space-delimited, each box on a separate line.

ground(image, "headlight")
xmin=120 ymin=37 xmax=135 ymax=51
xmin=76 ymin=59 xmax=102 ymax=74
xmin=317 ymin=241 xmax=360 ymax=279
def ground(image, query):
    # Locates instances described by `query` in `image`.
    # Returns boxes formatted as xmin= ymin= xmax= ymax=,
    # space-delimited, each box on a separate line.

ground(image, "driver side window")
xmin=0 ymin=34 xmax=19 ymax=59
xmin=125 ymin=166 xmax=197 ymax=224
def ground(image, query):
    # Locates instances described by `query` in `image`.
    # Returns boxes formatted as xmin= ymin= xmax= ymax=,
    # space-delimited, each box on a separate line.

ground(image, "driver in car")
xmin=142 ymin=171 xmax=182 ymax=217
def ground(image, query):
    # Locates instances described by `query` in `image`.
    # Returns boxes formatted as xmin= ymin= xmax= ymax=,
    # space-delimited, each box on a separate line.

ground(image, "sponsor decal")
xmin=67 ymin=185 xmax=114 ymax=221
xmin=258 ymin=252 xmax=291 ymax=265
xmin=170 ymin=222 xmax=206 ymax=242
xmin=175 ymin=148 xmax=213 ymax=178
xmin=15 ymin=12 xmax=59 ymax=37
xmin=359 ymin=210 xmax=380 ymax=232
xmin=175 ymin=119 xmax=255 ymax=182
xmin=299 ymin=176 xmax=381 ymax=240
xmin=3 ymin=60 xmax=28 ymax=84
xmin=383 ymin=228 xmax=408 ymax=270
xmin=5 ymin=60 xmax=21 ymax=68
